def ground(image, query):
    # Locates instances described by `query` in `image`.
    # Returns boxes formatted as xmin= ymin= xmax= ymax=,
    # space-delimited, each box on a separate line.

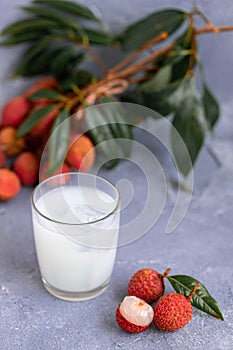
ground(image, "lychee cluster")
xmin=0 ymin=77 xmax=96 ymax=201
xmin=116 ymin=267 xmax=197 ymax=333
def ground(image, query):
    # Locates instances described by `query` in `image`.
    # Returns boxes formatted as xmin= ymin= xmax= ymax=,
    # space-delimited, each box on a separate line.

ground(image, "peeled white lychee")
xmin=116 ymin=295 xmax=154 ymax=333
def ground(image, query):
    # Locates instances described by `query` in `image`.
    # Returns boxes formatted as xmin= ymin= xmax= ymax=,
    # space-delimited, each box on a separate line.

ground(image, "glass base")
xmin=42 ymin=277 xmax=110 ymax=301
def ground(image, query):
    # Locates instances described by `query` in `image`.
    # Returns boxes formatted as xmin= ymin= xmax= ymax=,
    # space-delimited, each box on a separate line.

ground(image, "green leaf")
xmin=51 ymin=47 xmax=84 ymax=78
xmin=74 ymin=70 xmax=94 ymax=88
xmin=33 ymin=0 xmax=100 ymax=22
xmin=83 ymin=28 xmax=113 ymax=45
xmin=136 ymin=64 xmax=185 ymax=116
xmin=58 ymin=78 xmax=77 ymax=92
xmin=59 ymin=69 xmax=94 ymax=92
xmin=51 ymin=46 xmax=77 ymax=76
xmin=167 ymin=78 xmax=188 ymax=110
xmin=167 ymin=275 xmax=224 ymax=320
xmin=20 ymin=5 xmax=88 ymax=42
xmin=17 ymin=49 xmax=60 ymax=76
xmin=13 ymin=38 xmax=51 ymax=76
xmin=197 ymin=60 xmax=220 ymax=130
xmin=165 ymin=29 xmax=193 ymax=81
xmin=28 ymin=89 xmax=63 ymax=100
xmin=144 ymin=94 xmax=174 ymax=115
xmin=171 ymin=79 xmax=205 ymax=176
xmin=135 ymin=78 xmax=182 ymax=116
xmin=118 ymin=9 xmax=188 ymax=51
xmin=171 ymin=55 xmax=190 ymax=81
xmin=17 ymin=105 xmax=57 ymax=137
xmin=202 ymin=84 xmax=220 ymax=129
xmin=21 ymin=5 xmax=78 ymax=27
xmin=101 ymin=100 xmax=133 ymax=157
xmin=121 ymin=90 xmax=145 ymax=105
xmin=0 ymin=30 xmax=48 ymax=46
xmin=1 ymin=18 xmax=58 ymax=36
xmin=139 ymin=65 xmax=172 ymax=93
xmin=47 ymin=109 xmax=70 ymax=174
xmin=85 ymin=107 xmax=120 ymax=167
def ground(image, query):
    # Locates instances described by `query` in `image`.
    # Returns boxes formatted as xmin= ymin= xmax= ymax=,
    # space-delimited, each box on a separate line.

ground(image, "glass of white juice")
xmin=31 ymin=172 xmax=120 ymax=301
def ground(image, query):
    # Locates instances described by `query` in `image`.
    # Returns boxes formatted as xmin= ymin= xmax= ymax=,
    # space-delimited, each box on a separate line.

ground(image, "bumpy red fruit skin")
xmin=0 ymin=169 xmax=21 ymax=201
xmin=0 ymin=126 xmax=25 ymax=156
xmin=1 ymin=96 xmax=31 ymax=127
xmin=128 ymin=269 xmax=165 ymax=303
xmin=116 ymin=306 xmax=149 ymax=333
xmin=153 ymin=293 xmax=192 ymax=331
xmin=14 ymin=152 xmax=39 ymax=186
xmin=66 ymin=134 xmax=95 ymax=172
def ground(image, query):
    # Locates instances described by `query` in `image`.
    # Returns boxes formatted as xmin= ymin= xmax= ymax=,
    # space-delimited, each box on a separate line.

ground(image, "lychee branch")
xmin=111 ymin=31 xmax=169 ymax=73
xmin=57 ymin=9 xmax=233 ymax=112
xmin=187 ymin=282 xmax=199 ymax=300
xmin=195 ymin=25 xmax=233 ymax=35
xmin=192 ymin=6 xmax=233 ymax=35
xmin=64 ymin=41 xmax=175 ymax=110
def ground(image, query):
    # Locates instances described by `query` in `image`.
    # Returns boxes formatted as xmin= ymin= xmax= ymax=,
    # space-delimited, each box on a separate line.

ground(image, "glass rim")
xmin=31 ymin=172 xmax=120 ymax=226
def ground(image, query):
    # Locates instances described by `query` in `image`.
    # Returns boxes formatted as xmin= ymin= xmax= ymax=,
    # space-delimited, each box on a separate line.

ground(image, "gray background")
xmin=0 ymin=1 xmax=233 ymax=350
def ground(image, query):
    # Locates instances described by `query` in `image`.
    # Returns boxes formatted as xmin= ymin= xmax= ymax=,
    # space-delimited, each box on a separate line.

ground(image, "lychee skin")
xmin=14 ymin=152 xmax=39 ymax=186
xmin=1 ymin=96 xmax=31 ymax=127
xmin=0 ymin=169 xmax=21 ymax=201
xmin=116 ymin=306 xmax=149 ymax=333
xmin=116 ymin=296 xmax=154 ymax=333
xmin=153 ymin=293 xmax=193 ymax=331
xmin=0 ymin=126 xmax=25 ymax=156
xmin=128 ymin=268 xmax=165 ymax=304
xmin=66 ymin=134 xmax=95 ymax=172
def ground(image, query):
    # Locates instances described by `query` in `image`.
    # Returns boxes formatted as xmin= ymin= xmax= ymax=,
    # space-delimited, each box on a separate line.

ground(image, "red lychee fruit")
xmin=29 ymin=105 xmax=59 ymax=137
xmin=66 ymin=134 xmax=95 ymax=172
xmin=0 ymin=126 xmax=25 ymax=156
xmin=0 ymin=169 xmax=21 ymax=201
xmin=39 ymin=162 xmax=71 ymax=184
xmin=153 ymin=283 xmax=198 ymax=331
xmin=116 ymin=296 xmax=154 ymax=333
xmin=1 ymin=96 xmax=31 ymax=127
xmin=24 ymin=77 xmax=58 ymax=104
xmin=128 ymin=268 xmax=171 ymax=304
xmin=14 ymin=152 xmax=39 ymax=186
xmin=0 ymin=148 xmax=6 ymax=168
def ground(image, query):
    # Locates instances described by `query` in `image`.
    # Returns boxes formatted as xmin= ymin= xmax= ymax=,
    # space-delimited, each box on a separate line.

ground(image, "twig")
xmin=192 ymin=6 xmax=233 ymax=34
xmin=195 ymin=25 xmax=233 ymax=35
xmin=83 ymin=43 xmax=108 ymax=73
xmin=188 ymin=15 xmax=196 ymax=76
xmin=193 ymin=6 xmax=213 ymax=26
xmin=111 ymin=31 xmax=168 ymax=73
xmin=115 ymin=42 xmax=174 ymax=79
xmin=66 ymin=41 xmax=174 ymax=110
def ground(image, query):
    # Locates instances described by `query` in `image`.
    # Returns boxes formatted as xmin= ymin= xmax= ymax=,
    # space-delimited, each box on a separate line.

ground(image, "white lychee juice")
xmin=31 ymin=173 xmax=120 ymax=301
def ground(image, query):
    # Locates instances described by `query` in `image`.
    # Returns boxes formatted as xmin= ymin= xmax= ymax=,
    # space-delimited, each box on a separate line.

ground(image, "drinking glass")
xmin=31 ymin=172 xmax=120 ymax=301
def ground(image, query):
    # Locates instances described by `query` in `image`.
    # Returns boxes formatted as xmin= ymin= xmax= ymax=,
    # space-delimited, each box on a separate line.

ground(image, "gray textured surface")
xmin=1 ymin=130 xmax=233 ymax=350
xmin=0 ymin=1 xmax=233 ymax=349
